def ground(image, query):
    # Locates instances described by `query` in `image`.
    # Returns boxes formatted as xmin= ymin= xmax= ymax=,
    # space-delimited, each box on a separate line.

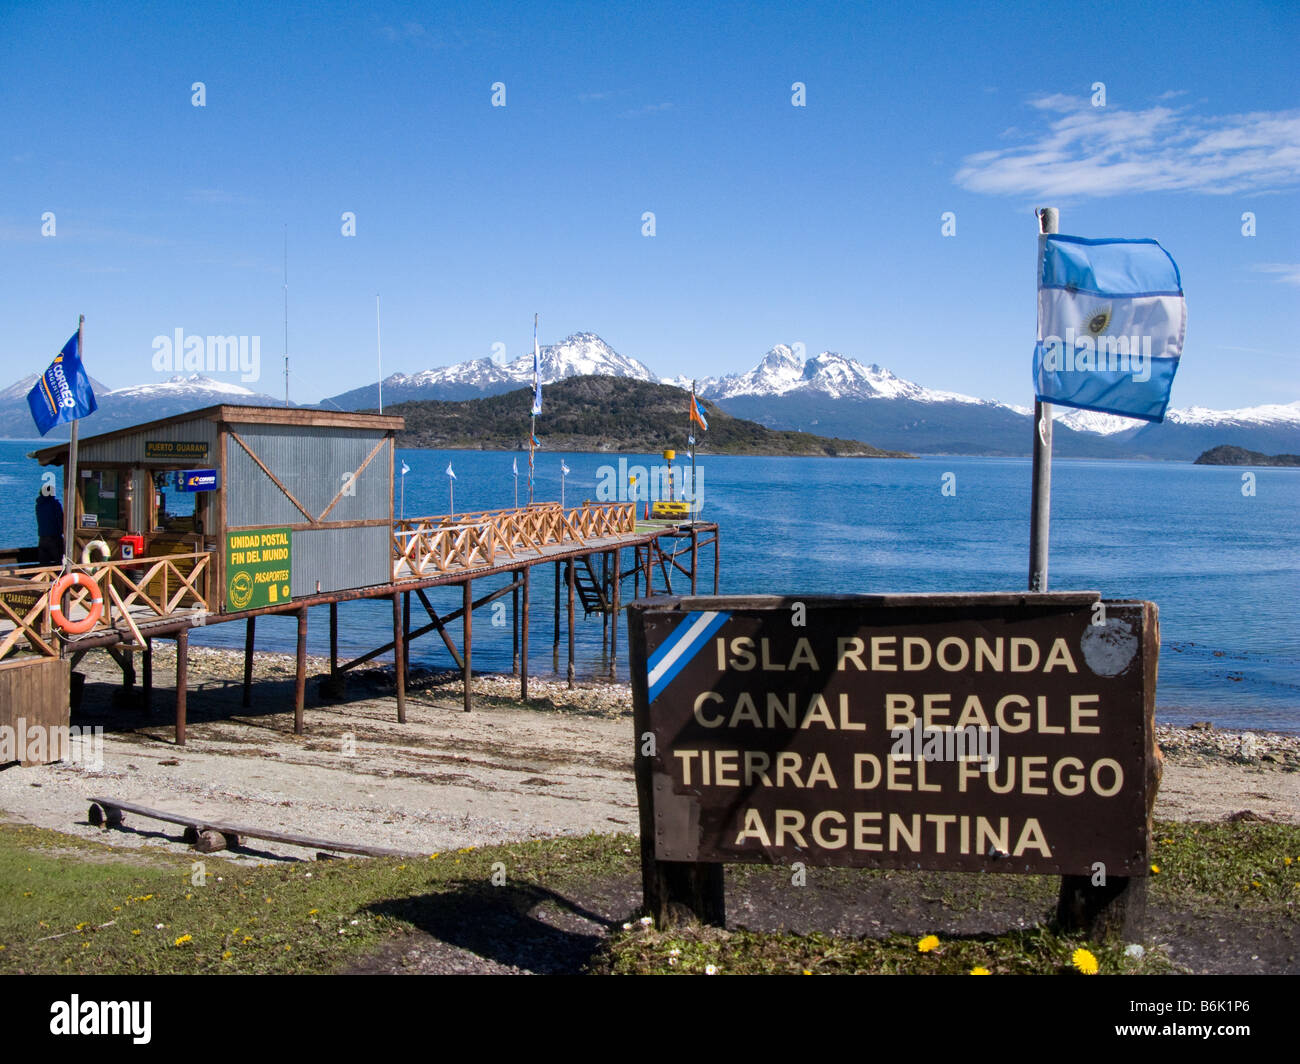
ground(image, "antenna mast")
xmin=283 ymin=225 xmax=289 ymax=406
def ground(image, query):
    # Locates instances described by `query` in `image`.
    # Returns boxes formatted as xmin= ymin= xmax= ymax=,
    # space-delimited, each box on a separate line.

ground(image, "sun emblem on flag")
xmin=1085 ymin=305 xmax=1112 ymax=335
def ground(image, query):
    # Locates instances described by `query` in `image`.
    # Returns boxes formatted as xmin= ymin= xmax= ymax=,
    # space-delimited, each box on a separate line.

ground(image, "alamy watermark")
xmin=889 ymin=721 xmax=1000 ymax=771
xmin=1039 ymin=327 xmax=1151 ymax=382
xmin=152 ymin=328 xmax=261 ymax=382
xmin=1 ymin=721 xmax=104 ymax=771
xmin=596 ymin=457 xmax=703 ymax=508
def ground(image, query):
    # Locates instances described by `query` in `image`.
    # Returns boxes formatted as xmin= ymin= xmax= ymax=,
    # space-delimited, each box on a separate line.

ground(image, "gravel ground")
xmin=1 ymin=646 xmax=1297 ymax=864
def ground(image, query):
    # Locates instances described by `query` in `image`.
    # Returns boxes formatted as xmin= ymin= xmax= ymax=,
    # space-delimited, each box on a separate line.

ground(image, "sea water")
xmin=2 ymin=441 xmax=1295 ymax=731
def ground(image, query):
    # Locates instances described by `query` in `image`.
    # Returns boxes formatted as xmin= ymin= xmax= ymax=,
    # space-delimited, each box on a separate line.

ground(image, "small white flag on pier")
xmin=445 ymin=462 xmax=456 ymax=480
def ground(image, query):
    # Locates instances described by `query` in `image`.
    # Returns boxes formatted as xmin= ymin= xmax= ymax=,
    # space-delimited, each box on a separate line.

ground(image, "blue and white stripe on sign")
xmin=646 ymin=611 xmax=731 ymax=703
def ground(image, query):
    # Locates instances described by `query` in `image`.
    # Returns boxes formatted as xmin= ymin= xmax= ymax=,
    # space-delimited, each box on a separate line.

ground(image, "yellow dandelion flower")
xmin=0 ymin=945 xmax=6 ymax=951
xmin=1150 ymin=864 xmax=1160 ymax=874
xmin=284 ymin=944 xmax=291 ymax=951
xmin=22 ymin=891 xmax=32 ymax=897
xmin=1284 ymin=857 xmax=1293 ymax=866
xmin=243 ymin=936 xmax=253 ymax=943
xmin=75 ymin=922 xmax=87 ymax=931
xmin=222 ymin=951 xmax=232 ymax=960
xmin=131 ymin=929 xmax=141 ymax=936
xmin=1072 ymin=948 xmax=1099 ymax=975
xmin=308 ymin=909 xmax=319 ymax=916
xmin=917 ymin=935 xmax=940 ymax=953
xmin=429 ymin=853 xmax=439 ymax=859
xmin=1251 ymin=880 xmax=1262 ymax=888
xmin=173 ymin=934 xmax=193 ymax=946
xmin=970 ymin=966 xmax=991 ymax=975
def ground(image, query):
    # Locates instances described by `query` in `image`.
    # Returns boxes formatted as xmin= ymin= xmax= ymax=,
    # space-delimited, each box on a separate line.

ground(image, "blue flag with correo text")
xmin=1034 ymin=235 xmax=1185 ymax=423
xmin=28 ymin=332 xmax=97 ymax=436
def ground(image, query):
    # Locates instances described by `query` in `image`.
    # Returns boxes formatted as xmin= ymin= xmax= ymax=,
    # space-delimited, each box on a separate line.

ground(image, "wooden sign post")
xmin=628 ymin=592 xmax=1161 ymax=942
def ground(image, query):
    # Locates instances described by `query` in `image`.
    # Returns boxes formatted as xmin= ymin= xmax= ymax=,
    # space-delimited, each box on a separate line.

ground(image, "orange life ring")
xmin=49 ymin=572 xmax=103 ymax=635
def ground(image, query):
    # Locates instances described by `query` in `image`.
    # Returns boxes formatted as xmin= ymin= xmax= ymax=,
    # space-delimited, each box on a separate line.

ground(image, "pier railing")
xmin=0 ymin=553 xmax=212 ymax=659
xmin=393 ymin=502 xmax=636 ymax=578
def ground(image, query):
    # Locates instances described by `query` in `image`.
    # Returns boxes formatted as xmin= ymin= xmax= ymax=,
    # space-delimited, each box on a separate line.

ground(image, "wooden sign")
xmin=146 ymin=441 xmax=209 ymax=460
xmin=628 ymin=593 xmax=1160 ymax=930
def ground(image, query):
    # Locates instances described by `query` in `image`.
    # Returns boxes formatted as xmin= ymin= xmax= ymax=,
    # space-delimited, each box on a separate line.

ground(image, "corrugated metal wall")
xmin=75 ymin=418 xmax=220 ymax=466
xmin=224 ymin=423 xmax=392 ymax=598
xmin=291 ymin=526 xmax=391 ymax=594
xmin=225 ymin=425 xmax=389 ymax=527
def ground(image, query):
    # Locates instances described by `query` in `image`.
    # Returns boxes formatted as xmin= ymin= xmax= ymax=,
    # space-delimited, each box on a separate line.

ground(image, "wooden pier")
xmin=1 ymin=404 xmax=720 ymax=745
xmin=0 ymin=503 xmax=719 ymax=744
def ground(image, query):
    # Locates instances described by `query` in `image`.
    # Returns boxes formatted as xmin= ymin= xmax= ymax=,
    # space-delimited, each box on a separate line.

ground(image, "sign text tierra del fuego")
xmin=630 ymin=595 xmax=1159 ymax=878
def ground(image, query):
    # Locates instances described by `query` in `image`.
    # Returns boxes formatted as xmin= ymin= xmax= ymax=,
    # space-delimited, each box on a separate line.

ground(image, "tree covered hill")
xmin=375 ymin=375 xmax=913 ymax=457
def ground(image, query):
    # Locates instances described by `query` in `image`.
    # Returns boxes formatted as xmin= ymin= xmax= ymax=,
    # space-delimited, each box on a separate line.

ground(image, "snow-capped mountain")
xmin=0 ymin=373 xmax=287 ymax=439
xmin=3 ymin=334 xmax=1294 ymax=461
xmin=1054 ymin=401 xmax=1300 ymax=437
xmin=695 ymin=344 xmax=986 ymax=405
xmin=701 ymin=345 xmax=1300 ymax=459
xmin=327 ymin=333 xmax=655 ymax=408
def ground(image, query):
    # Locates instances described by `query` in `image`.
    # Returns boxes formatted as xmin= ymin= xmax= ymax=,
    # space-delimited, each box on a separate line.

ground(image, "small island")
xmin=1194 ymin=444 xmax=1300 ymax=467
xmin=377 ymin=375 xmax=914 ymax=457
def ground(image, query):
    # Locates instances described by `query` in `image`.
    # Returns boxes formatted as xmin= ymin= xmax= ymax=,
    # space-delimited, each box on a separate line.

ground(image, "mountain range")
xmin=3 ymin=333 xmax=1296 ymax=460
xmin=0 ymin=373 xmax=287 ymax=440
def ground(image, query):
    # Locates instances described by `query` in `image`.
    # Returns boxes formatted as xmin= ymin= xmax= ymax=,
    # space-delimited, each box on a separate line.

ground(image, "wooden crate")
xmin=0 ymin=656 xmax=71 ymax=766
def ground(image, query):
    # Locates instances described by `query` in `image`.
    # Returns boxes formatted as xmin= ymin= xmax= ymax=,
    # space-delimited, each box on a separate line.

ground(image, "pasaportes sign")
xmin=224 ymin=528 xmax=292 ymax=611
xmin=628 ymin=594 xmax=1159 ymax=878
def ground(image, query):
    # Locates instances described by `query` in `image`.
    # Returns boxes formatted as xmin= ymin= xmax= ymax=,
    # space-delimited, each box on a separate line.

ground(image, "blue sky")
xmin=2 ymin=0 xmax=1296 ymax=409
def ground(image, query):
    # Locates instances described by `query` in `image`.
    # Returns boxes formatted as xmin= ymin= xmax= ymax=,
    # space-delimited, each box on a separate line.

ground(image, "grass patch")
xmin=0 ymin=823 xmax=635 ymax=974
xmin=1 ymin=818 xmax=1295 ymax=975
xmin=1149 ymin=820 xmax=1300 ymax=905
xmin=590 ymin=924 xmax=1179 ymax=976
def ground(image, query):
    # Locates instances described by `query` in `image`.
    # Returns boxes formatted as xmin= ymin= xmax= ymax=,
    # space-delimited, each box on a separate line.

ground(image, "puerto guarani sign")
xmin=628 ymin=594 xmax=1160 ymax=878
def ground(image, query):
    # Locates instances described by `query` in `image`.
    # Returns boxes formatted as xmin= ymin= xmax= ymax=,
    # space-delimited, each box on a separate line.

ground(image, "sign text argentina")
xmin=630 ymin=594 xmax=1158 ymax=877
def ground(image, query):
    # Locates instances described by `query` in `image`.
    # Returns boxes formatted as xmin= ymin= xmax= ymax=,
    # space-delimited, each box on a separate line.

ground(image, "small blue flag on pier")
xmin=28 ymin=332 xmax=97 ymax=436
xmin=1034 ymin=235 xmax=1185 ymax=422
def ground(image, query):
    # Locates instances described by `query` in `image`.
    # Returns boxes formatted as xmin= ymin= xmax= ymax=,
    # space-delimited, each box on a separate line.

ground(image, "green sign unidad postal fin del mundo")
xmin=225 ymin=528 xmax=291 ymax=611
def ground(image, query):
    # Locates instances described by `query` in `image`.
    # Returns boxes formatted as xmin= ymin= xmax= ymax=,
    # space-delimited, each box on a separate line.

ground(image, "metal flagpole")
xmin=283 ymin=226 xmax=290 ymax=406
xmin=62 ymin=315 xmax=84 ymax=571
xmin=529 ymin=313 xmax=538 ymax=504
xmin=1028 ymin=206 xmax=1058 ymax=592
xmin=376 ymin=293 xmax=383 ymax=413
xmin=690 ymin=380 xmax=698 ymax=525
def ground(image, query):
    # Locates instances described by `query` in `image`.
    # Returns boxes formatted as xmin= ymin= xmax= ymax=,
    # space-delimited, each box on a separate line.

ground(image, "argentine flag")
xmin=1034 ymin=235 xmax=1185 ymax=423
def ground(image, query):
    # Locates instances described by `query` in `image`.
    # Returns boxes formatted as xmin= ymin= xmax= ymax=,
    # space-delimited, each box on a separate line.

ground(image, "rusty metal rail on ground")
xmin=87 ymin=796 xmax=415 ymax=858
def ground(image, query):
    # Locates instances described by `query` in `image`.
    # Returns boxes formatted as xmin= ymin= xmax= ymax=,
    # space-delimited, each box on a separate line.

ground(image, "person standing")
xmin=36 ymin=482 xmax=64 ymax=566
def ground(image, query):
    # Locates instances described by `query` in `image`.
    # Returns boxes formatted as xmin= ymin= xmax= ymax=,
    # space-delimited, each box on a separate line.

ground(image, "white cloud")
xmin=625 ymin=102 xmax=674 ymax=116
xmin=955 ymin=96 xmax=1300 ymax=198
xmin=1251 ymin=263 xmax=1300 ymax=286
